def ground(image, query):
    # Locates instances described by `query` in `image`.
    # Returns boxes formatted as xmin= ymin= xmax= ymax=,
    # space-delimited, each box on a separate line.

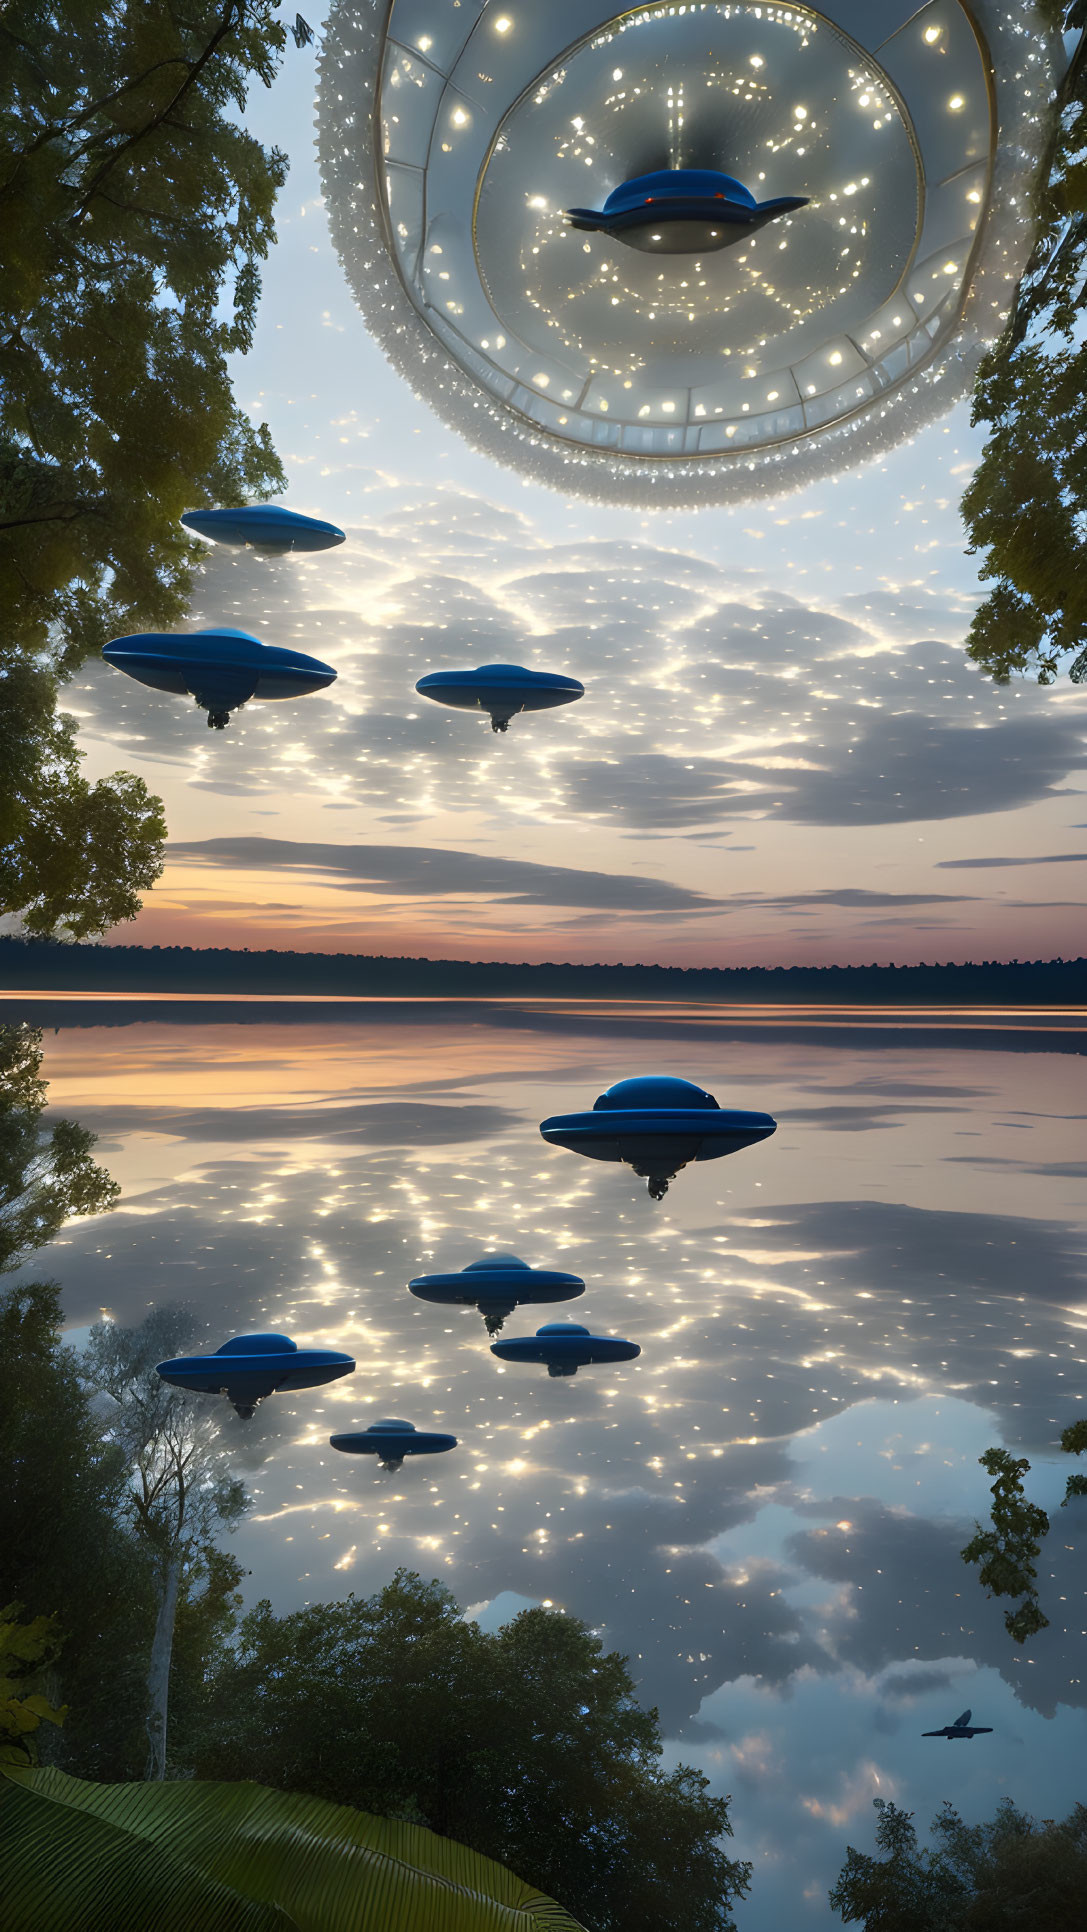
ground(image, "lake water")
xmin=19 ymin=999 xmax=1087 ymax=1929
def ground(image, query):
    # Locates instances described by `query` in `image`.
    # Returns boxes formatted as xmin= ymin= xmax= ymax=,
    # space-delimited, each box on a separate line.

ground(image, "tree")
xmin=83 ymin=1308 xmax=249 ymax=1780
xmin=195 ymin=1570 xmax=751 ymax=1932
xmin=0 ymin=0 xmax=288 ymax=671
xmin=1 ymin=646 xmax=166 ymax=940
xmin=960 ymin=4 xmax=1087 ymax=685
xmin=830 ymin=1796 xmax=1087 ymax=1931
xmin=0 ymin=1021 xmax=120 ymax=1274
xmin=960 ymin=1430 xmax=1087 ymax=1643
xmin=1 ymin=1 xmax=290 ymax=938
xmin=960 ymin=1448 xmax=1051 ymax=1644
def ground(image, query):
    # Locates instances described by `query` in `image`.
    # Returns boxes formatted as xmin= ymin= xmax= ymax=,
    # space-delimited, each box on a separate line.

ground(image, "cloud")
xmin=166 ymin=837 xmax=721 ymax=913
xmin=936 ymin=853 xmax=1087 ymax=869
xmin=65 ymin=1099 xmax=521 ymax=1148
xmin=67 ymin=510 xmax=1087 ymax=842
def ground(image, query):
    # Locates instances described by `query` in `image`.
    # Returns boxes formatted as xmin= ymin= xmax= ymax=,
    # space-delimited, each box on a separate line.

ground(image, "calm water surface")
xmin=24 ymin=1002 xmax=1087 ymax=1930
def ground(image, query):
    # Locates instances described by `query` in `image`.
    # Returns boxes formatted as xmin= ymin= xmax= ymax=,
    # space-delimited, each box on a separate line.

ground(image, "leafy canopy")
xmin=196 ymin=1569 xmax=751 ymax=1932
xmin=0 ymin=648 xmax=166 ymax=939
xmin=0 ymin=0 xmax=288 ymax=670
xmin=960 ymin=1430 xmax=1087 ymax=1642
xmin=960 ymin=1448 xmax=1051 ymax=1644
xmin=0 ymin=2 xmax=290 ymax=940
xmin=0 ymin=1022 xmax=119 ymax=1274
xmin=0 ymin=1608 xmax=67 ymax=1767
xmin=831 ymin=1795 xmax=1087 ymax=1931
xmin=961 ymin=15 xmax=1087 ymax=685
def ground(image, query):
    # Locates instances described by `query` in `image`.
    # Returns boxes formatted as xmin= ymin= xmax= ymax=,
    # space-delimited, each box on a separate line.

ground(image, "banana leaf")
xmin=0 ymin=1768 xmax=587 ymax=1932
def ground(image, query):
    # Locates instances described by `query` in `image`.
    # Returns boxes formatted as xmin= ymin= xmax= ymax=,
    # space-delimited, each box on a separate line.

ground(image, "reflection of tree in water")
xmin=0 ymin=1022 xmax=246 ymax=1780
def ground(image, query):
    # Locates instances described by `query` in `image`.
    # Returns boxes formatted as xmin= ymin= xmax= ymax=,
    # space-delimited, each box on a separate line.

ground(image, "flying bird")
xmin=921 ymin=1710 xmax=994 ymax=1740
xmin=567 ymin=167 xmax=808 ymax=255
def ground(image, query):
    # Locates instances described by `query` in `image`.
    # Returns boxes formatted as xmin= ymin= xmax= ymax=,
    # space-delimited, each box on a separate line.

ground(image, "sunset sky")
xmin=68 ymin=35 xmax=1087 ymax=967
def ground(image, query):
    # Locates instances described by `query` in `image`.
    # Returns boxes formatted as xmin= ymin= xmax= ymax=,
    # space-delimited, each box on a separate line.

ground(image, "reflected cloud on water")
xmin=25 ymin=1006 xmax=1087 ymax=1926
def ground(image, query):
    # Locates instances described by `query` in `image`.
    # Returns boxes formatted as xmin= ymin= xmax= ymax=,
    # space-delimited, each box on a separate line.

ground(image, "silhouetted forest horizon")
xmin=0 ymin=938 xmax=1083 ymax=1004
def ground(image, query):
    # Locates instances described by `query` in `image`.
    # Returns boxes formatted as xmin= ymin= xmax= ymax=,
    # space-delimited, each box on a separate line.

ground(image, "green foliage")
xmin=195 ymin=1569 xmax=750 ymax=1932
xmin=960 ymin=1449 xmax=1051 ymax=1643
xmin=1 ymin=646 xmax=167 ymax=939
xmin=0 ymin=2 xmax=289 ymax=939
xmin=0 ymin=1768 xmax=589 ymax=1932
xmin=1060 ymin=1418 xmax=1087 ymax=1503
xmin=830 ymin=1795 xmax=1087 ymax=1931
xmin=0 ymin=1276 xmax=160 ymax=1777
xmin=0 ymin=0 xmax=288 ymax=671
xmin=961 ymin=29 xmax=1087 ymax=684
xmin=830 ymin=1800 xmax=965 ymax=1929
xmin=0 ymin=1608 xmax=67 ymax=1766
xmin=962 ymin=1424 xmax=1087 ymax=1638
xmin=0 ymin=1021 xmax=119 ymax=1274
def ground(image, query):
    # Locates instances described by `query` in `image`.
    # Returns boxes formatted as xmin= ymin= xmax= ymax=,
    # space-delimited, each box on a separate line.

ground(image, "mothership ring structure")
xmin=318 ymin=1 xmax=1058 ymax=507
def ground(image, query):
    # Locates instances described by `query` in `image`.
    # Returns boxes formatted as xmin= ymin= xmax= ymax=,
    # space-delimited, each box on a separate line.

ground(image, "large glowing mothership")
xmin=317 ymin=0 xmax=1059 ymax=507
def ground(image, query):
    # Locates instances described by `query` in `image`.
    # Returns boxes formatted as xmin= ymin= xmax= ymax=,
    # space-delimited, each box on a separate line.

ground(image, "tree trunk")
xmin=144 ymin=1550 xmax=181 ymax=1780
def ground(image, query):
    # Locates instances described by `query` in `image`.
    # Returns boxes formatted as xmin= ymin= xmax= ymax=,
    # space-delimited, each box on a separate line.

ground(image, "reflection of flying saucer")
xmin=409 ymin=1252 xmax=586 ymax=1335
xmin=491 ymin=1321 xmax=640 ymax=1378
xmin=540 ymin=1075 xmax=777 ymax=1199
xmin=180 ymin=505 xmax=345 ymax=553
xmin=330 ymin=1419 xmax=458 ymax=1472
xmin=318 ymin=0 xmax=1057 ymax=506
xmin=568 ymin=168 xmax=808 ymax=254
xmin=415 ymin=664 xmax=584 ymax=734
xmin=102 ymin=627 xmax=337 ymax=730
xmin=156 ymin=1332 xmax=355 ymax=1420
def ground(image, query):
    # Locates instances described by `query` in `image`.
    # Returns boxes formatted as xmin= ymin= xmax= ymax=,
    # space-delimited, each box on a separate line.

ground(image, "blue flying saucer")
xmin=415 ymin=664 xmax=584 ymax=734
xmin=540 ymin=1075 xmax=777 ymax=1200
xmin=567 ymin=168 xmax=808 ymax=255
xmin=102 ymin=626 xmax=337 ymax=729
xmin=180 ymin=505 xmax=345 ymax=553
xmin=491 ymin=1321 xmax=639 ymax=1379
xmin=330 ymin=1418 xmax=458 ymax=1472
xmin=156 ymin=1332 xmax=355 ymax=1420
xmin=409 ymin=1252 xmax=586 ymax=1336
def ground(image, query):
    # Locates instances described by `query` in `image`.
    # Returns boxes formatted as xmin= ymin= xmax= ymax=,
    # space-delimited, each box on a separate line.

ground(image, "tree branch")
xmin=69 ymin=2 xmax=252 ymax=221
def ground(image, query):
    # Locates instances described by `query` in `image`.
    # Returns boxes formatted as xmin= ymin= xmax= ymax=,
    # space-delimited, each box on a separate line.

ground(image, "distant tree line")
xmin=830 ymin=1795 xmax=1087 ymax=1929
xmin=0 ymin=937 xmax=1083 ymax=1006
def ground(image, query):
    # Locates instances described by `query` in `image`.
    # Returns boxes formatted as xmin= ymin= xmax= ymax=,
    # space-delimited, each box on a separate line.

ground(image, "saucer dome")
xmin=330 ymin=1418 xmax=458 ymax=1472
xmin=409 ymin=1252 xmax=586 ymax=1334
xmin=415 ymin=664 xmax=584 ymax=734
xmin=156 ymin=1331 xmax=355 ymax=1420
xmin=491 ymin=1321 xmax=640 ymax=1378
xmin=540 ymin=1075 xmax=777 ymax=1198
